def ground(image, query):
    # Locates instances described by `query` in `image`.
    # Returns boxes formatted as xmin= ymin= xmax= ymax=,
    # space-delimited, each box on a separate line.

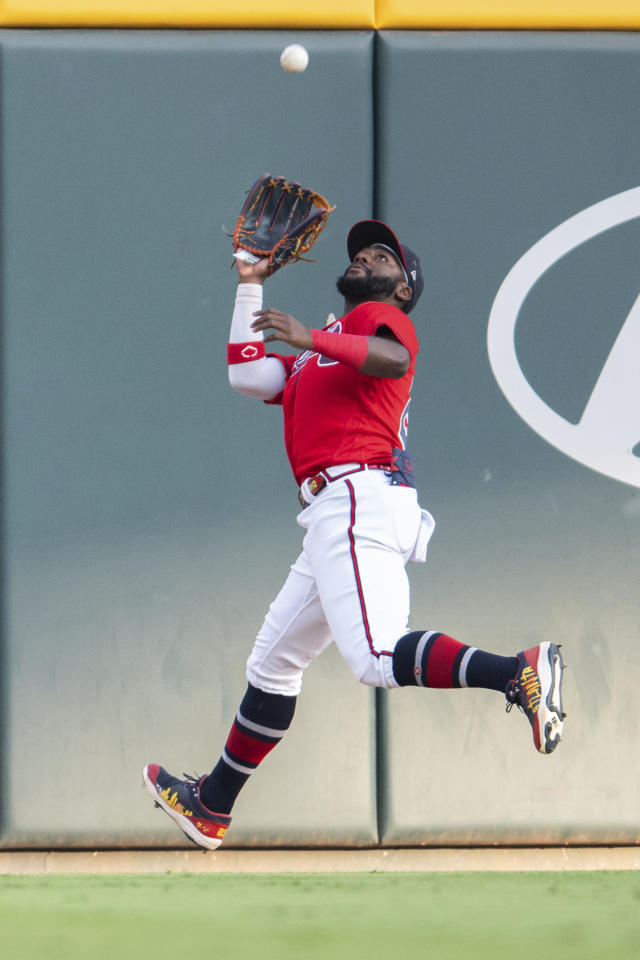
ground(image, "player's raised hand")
xmin=234 ymin=256 xmax=271 ymax=284
xmin=251 ymin=308 xmax=313 ymax=351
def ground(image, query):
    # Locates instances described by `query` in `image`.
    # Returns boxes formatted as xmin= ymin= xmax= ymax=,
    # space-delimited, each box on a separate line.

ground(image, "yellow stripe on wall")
xmin=376 ymin=0 xmax=640 ymax=27
xmin=1 ymin=0 xmax=640 ymax=28
xmin=0 ymin=0 xmax=375 ymax=27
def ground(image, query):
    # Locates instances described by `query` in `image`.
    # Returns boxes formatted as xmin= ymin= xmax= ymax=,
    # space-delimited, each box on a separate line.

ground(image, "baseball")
xmin=280 ymin=44 xmax=309 ymax=74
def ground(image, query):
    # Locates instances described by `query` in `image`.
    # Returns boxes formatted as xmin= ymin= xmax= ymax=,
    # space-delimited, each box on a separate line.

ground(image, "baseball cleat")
xmin=505 ymin=642 xmax=565 ymax=754
xmin=142 ymin=764 xmax=231 ymax=851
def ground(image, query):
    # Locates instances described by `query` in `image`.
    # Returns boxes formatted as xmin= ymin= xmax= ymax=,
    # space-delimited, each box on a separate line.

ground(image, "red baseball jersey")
xmin=267 ymin=301 xmax=419 ymax=485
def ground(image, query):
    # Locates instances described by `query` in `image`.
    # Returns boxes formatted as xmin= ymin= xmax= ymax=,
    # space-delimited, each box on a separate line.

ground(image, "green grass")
xmin=2 ymin=871 xmax=640 ymax=960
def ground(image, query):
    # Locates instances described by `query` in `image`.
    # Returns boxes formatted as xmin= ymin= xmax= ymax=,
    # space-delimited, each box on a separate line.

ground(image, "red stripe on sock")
xmin=425 ymin=634 xmax=467 ymax=688
xmin=226 ymin=723 xmax=279 ymax=765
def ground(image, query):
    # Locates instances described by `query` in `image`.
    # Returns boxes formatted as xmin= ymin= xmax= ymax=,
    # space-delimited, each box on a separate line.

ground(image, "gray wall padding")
xmin=1 ymin=29 xmax=638 ymax=847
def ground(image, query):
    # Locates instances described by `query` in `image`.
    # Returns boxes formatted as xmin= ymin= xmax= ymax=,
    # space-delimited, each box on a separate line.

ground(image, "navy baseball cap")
xmin=347 ymin=219 xmax=424 ymax=313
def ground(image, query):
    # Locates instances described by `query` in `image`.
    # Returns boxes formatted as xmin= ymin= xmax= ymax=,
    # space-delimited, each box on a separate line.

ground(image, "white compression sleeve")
xmin=228 ymin=283 xmax=287 ymax=400
xmin=229 ymin=282 xmax=263 ymax=344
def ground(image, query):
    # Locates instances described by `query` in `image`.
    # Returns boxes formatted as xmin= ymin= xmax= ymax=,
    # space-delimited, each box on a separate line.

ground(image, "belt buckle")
xmin=299 ymin=473 xmax=327 ymax=507
xmin=307 ymin=475 xmax=325 ymax=496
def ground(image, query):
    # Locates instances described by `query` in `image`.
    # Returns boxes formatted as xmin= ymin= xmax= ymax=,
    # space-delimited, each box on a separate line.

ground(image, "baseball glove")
xmin=232 ymin=173 xmax=334 ymax=274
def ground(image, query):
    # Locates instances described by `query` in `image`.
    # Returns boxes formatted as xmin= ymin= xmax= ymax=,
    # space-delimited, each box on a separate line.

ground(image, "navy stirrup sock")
xmin=392 ymin=630 xmax=518 ymax=692
xmin=199 ymin=683 xmax=296 ymax=814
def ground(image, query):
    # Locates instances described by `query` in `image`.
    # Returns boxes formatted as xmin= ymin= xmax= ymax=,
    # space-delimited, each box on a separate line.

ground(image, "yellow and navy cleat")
xmin=143 ymin=764 xmax=231 ymax=850
xmin=505 ymin=642 xmax=565 ymax=754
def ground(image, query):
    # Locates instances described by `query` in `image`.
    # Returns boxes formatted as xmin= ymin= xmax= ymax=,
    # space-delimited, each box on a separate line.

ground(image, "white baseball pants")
xmin=246 ymin=466 xmax=435 ymax=695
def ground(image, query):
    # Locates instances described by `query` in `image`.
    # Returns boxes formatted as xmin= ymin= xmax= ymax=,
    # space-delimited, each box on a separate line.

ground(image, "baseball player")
xmin=143 ymin=220 xmax=565 ymax=850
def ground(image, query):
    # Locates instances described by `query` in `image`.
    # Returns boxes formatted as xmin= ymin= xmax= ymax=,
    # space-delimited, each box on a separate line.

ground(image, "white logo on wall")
xmin=487 ymin=185 xmax=640 ymax=489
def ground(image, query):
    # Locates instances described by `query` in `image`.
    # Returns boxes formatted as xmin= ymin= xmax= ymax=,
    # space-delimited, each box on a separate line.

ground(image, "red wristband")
xmin=227 ymin=341 xmax=266 ymax=364
xmin=311 ymin=329 xmax=369 ymax=370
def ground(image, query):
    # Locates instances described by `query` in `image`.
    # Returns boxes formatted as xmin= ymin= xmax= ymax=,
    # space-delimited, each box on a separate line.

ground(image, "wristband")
xmin=311 ymin=329 xmax=369 ymax=370
xmin=227 ymin=341 xmax=267 ymax=364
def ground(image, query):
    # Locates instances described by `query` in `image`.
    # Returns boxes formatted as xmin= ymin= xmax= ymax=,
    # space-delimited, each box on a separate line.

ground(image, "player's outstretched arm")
xmin=227 ymin=260 xmax=288 ymax=400
xmin=251 ymin=311 xmax=409 ymax=379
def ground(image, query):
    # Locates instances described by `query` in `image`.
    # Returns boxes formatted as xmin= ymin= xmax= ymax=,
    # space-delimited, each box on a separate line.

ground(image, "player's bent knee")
xmin=246 ymin=661 xmax=303 ymax=698
xmin=349 ymin=656 xmax=392 ymax=689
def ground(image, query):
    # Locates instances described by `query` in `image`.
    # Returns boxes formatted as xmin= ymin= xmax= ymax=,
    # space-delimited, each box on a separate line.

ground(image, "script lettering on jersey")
xmin=292 ymin=319 xmax=342 ymax=373
xmin=397 ymin=397 xmax=411 ymax=450
xmin=388 ymin=395 xmax=417 ymax=487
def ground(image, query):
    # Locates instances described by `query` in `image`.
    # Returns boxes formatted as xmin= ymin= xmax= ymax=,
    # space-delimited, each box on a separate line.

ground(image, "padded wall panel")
xmin=0 ymin=30 xmax=377 ymax=847
xmin=376 ymin=32 xmax=640 ymax=844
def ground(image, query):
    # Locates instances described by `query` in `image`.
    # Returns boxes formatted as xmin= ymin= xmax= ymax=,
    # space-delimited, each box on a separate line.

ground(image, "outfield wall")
xmin=0 ymin=30 xmax=638 ymax=848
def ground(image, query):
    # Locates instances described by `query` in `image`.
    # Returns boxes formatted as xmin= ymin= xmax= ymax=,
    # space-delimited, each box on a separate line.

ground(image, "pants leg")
xmin=247 ymin=470 xmax=431 ymax=693
xmin=299 ymin=470 xmax=427 ymax=689
xmin=246 ymin=550 xmax=333 ymax=696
